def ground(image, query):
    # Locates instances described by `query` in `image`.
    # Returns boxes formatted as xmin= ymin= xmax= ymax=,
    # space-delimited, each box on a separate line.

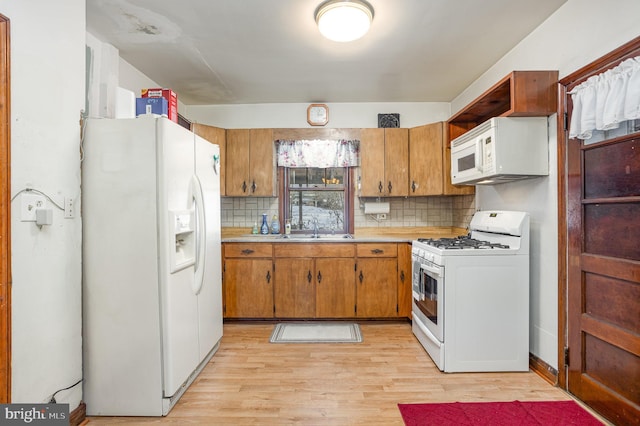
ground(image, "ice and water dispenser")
xmin=169 ymin=210 xmax=196 ymax=273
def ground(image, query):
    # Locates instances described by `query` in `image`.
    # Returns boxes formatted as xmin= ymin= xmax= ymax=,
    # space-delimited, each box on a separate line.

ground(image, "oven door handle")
xmin=413 ymin=313 xmax=442 ymax=348
xmin=420 ymin=263 xmax=443 ymax=278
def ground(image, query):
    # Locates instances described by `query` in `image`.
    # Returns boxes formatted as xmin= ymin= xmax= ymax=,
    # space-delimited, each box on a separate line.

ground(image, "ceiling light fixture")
xmin=315 ymin=0 xmax=374 ymax=42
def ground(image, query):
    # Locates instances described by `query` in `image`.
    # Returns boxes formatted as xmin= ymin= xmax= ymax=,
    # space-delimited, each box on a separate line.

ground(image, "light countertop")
xmin=221 ymin=226 xmax=467 ymax=243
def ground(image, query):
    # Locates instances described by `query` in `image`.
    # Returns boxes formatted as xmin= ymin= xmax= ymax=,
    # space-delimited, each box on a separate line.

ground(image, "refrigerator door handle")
xmin=190 ymin=175 xmax=206 ymax=295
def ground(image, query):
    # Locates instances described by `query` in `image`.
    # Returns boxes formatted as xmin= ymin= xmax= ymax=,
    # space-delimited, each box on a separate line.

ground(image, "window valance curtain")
xmin=568 ymin=56 xmax=640 ymax=140
xmin=275 ymin=139 xmax=360 ymax=168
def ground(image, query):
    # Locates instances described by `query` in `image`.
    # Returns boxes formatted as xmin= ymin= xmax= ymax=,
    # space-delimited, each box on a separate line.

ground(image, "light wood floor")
xmin=86 ymin=321 xmax=584 ymax=425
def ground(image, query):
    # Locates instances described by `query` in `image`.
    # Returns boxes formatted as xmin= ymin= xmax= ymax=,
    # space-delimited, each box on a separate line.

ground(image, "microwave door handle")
xmin=475 ymin=138 xmax=483 ymax=172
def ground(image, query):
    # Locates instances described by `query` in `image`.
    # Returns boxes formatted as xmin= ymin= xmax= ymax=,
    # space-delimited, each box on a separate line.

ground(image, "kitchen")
xmin=2 ymin=0 xmax=639 ymax=425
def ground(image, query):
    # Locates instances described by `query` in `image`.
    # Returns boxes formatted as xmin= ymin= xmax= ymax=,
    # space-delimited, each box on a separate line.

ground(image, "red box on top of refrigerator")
xmin=141 ymin=88 xmax=177 ymax=122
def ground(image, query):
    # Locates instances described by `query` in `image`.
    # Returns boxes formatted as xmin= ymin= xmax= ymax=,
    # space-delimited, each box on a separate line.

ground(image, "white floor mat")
xmin=269 ymin=322 xmax=362 ymax=343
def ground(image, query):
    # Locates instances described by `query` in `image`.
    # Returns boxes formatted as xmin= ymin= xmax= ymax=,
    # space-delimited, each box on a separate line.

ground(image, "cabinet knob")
xmin=307 ymin=270 xmax=312 ymax=283
xmin=266 ymin=270 xmax=271 ymax=284
xmin=242 ymin=181 xmax=247 ymax=193
xmin=359 ymin=270 xmax=364 ymax=284
xmin=378 ymin=181 xmax=383 ymax=193
xmin=411 ymin=180 xmax=417 ymax=192
xmin=251 ymin=180 xmax=257 ymax=193
xmin=388 ymin=181 xmax=392 ymax=193
xmin=317 ymin=271 xmax=322 ymax=283
xmin=400 ymin=270 xmax=405 ymax=282
xmin=371 ymin=248 xmax=384 ymax=254
xmin=241 ymin=249 xmax=255 ymax=255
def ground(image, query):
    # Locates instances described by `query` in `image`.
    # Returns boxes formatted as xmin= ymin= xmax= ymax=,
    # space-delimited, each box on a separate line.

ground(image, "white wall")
xmin=452 ymin=0 xmax=640 ymax=369
xmin=4 ymin=0 xmax=84 ymax=408
xmin=184 ymin=102 xmax=450 ymax=129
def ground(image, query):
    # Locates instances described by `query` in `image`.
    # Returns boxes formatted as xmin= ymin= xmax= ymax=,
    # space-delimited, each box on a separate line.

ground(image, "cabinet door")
xmin=409 ymin=122 xmax=444 ymax=196
xmin=356 ymin=258 xmax=398 ymax=318
xmin=249 ymin=128 xmax=276 ymax=196
xmin=225 ymin=129 xmax=251 ymax=196
xmin=359 ymin=128 xmax=386 ymax=196
xmin=192 ymin=123 xmax=226 ymax=196
xmin=224 ymin=258 xmax=274 ymax=318
xmin=316 ymin=258 xmax=356 ymax=318
xmin=274 ymin=258 xmax=315 ymax=318
xmin=384 ymin=128 xmax=409 ymax=196
xmin=397 ymin=243 xmax=412 ymax=318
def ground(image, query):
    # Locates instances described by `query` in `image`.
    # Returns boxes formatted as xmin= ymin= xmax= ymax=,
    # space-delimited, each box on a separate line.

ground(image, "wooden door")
xmin=315 ymin=258 xmax=356 ymax=318
xmin=274 ymin=258 xmax=315 ymax=318
xmin=356 ymin=258 xmax=397 ymax=318
xmin=384 ymin=128 xmax=409 ymax=196
xmin=224 ymin=258 xmax=274 ymax=318
xmin=225 ymin=129 xmax=250 ymax=196
xmin=566 ymin=136 xmax=640 ymax=425
xmin=359 ymin=128 xmax=385 ymax=196
xmin=561 ymin=37 xmax=640 ymax=426
xmin=249 ymin=128 xmax=275 ymax=197
xmin=409 ymin=122 xmax=443 ymax=196
xmin=0 ymin=14 xmax=10 ymax=404
xmin=192 ymin=123 xmax=226 ymax=196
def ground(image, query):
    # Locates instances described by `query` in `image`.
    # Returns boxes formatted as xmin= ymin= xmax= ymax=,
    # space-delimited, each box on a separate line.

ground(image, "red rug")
xmin=398 ymin=400 xmax=603 ymax=425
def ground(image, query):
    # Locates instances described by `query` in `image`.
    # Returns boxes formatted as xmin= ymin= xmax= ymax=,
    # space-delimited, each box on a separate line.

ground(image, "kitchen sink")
xmin=278 ymin=233 xmax=353 ymax=240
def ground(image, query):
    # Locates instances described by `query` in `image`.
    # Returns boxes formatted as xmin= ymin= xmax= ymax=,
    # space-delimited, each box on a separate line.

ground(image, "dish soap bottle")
xmin=251 ymin=221 xmax=259 ymax=235
xmin=271 ymin=215 xmax=280 ymax=234
xmin=260 ymin=213 xmax=269 ymax=235
xmin=285 ymin=219 xmax=291 ymax=235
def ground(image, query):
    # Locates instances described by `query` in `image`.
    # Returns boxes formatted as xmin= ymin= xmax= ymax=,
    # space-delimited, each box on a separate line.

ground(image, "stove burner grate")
xmin=417 ymin=236 xmax=510 ymax=250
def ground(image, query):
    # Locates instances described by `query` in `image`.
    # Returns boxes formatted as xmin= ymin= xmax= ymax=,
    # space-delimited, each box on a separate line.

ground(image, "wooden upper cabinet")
xmin=448 ymin=70 xmax=558 ymax=143
xmin=359 ymin=128 xmax=408 ymax=197
xmin=409 ymin=122 xmax=444 ymax=196
xmin=384 ymin=128 xmax=409 ymax=196
xmin=226 ymin=128 xmax=276 ymax=196
xmin=192 ymin=123 xmax=226 ymax=196
xmin=408 ymin=122 xmax=473 ymax=196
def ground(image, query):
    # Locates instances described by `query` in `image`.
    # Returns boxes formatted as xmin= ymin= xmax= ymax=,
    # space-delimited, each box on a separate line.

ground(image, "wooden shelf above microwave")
xmin=448 ymin=70 xmax=558 ymax=142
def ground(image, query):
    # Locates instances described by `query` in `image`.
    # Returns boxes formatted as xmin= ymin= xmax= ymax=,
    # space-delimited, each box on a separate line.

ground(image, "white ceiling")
xmin=86 ymin=0 xmax=567 ymax=106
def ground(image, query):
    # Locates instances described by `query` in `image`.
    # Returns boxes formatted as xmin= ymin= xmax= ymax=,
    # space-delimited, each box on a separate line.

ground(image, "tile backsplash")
xmin=221 ymin=194 xmax=475 ymax=230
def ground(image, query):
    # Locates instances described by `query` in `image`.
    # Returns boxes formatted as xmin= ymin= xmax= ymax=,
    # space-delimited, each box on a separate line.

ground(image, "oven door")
xmin=412 ymin=260 xmax=444 ymax=342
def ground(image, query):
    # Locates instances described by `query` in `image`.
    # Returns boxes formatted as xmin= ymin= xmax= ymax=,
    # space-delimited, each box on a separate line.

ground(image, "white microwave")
xmin=450 ymin=117 xmax=549 ymax=185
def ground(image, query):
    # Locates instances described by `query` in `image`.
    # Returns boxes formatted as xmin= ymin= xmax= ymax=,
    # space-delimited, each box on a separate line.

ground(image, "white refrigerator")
xmin=82 ymin=117 xmax=223 ymax=416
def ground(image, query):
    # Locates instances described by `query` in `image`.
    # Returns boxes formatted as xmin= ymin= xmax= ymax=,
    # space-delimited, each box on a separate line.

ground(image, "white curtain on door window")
xmin=568 ymin=56 xmax=640 ymax=140
xmin=275 ymin=139 xmax=360 ymax=168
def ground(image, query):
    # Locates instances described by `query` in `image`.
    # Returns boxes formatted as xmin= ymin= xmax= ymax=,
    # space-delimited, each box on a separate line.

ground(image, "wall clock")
xmin=307 ymin=103 xmax=329 ymax=126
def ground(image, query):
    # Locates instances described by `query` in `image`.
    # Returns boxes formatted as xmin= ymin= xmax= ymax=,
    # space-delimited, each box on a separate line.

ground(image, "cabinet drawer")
xmin=224 ymin=243 xmax=272 ymax=258
xmin=356 ymin=243 xmax=397 ymax=257
xmin=274 ymin=243 xmax=355 ymax=258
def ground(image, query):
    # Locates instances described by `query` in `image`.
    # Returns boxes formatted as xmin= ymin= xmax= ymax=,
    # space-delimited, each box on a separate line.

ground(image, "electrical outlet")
xmin=64 ymin=197 xmax=75 ymax=218
xmin=21 ymin=194 xmax=46 ymax=221
xmin=376 ymin=213 xmax=387 ymax=220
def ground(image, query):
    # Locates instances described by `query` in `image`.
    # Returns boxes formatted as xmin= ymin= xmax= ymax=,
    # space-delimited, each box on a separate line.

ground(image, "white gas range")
xmin=411 ymin=210 xmax=530 ymax=372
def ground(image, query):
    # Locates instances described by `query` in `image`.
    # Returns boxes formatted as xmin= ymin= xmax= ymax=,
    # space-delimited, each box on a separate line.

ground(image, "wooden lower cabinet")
xmin=274 ymin=258 xmax=315 ymax=318
xmin=223 ymin=241 xmax=404 ymax=319
xmin=356 ymin=244 xmax=398 ymax=318
xmin=274 ymin=243 xmax=356 ymax=319
xmin=223 ymin=243 xmax=274 ymax=318
xmin=397 ymin=243 xmax=412 ymax=318
xmin=315 ymin=258 xmax=356 ymax=318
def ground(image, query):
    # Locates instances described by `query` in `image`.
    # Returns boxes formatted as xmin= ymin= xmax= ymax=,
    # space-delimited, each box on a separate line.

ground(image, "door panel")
xmin=274 ymin=258 xmax=315 ymax=318
xmin=567 ymin=135 xmax=640 ymax=425
xmin=316 ymin=258 xmax=355 ymax=318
